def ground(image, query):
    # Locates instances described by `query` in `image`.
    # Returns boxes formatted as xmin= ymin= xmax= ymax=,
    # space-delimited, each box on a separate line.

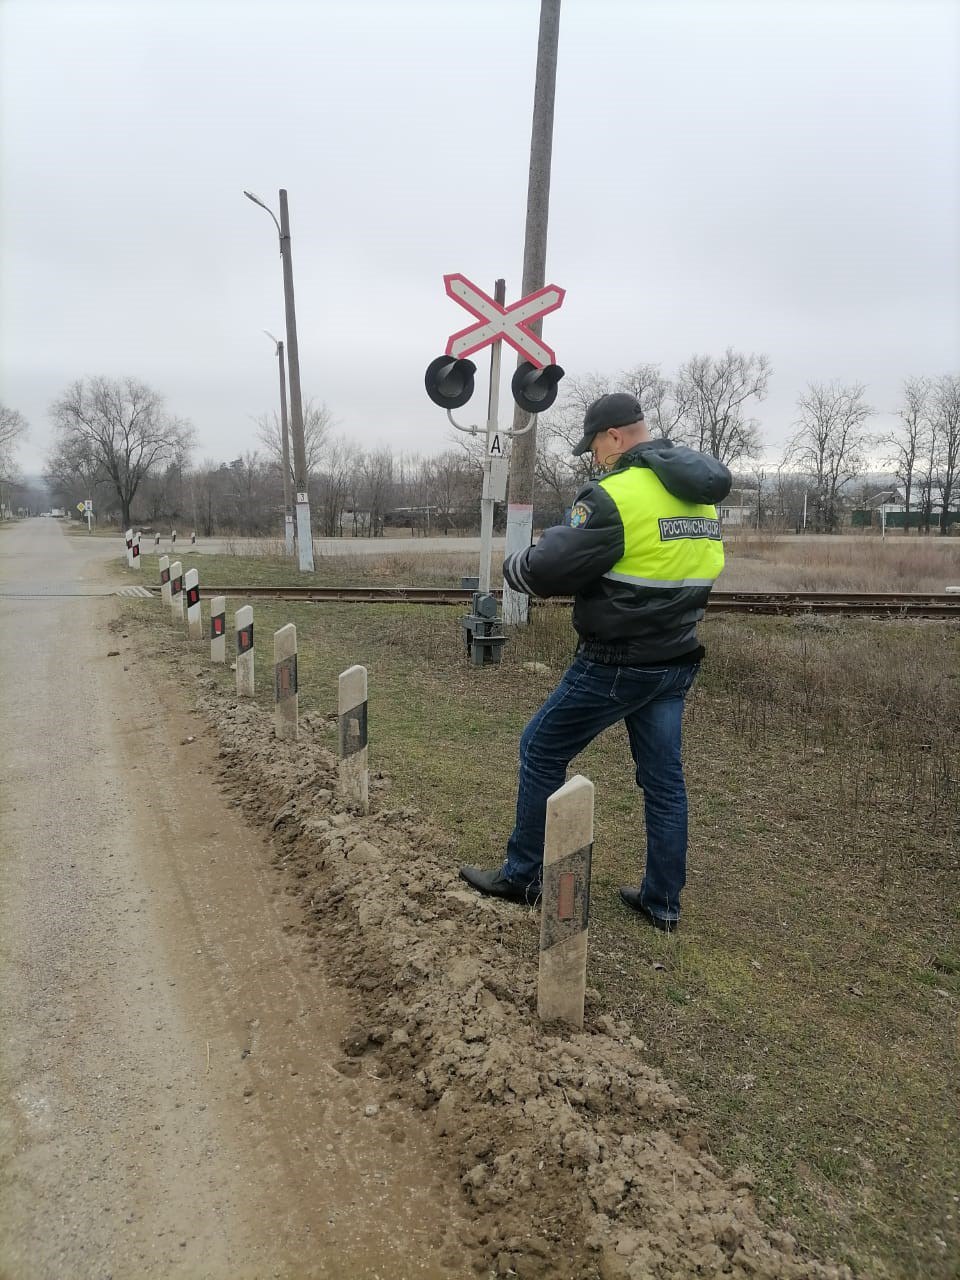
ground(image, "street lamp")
xmin=243 ymin=188 xmax=314 ymax=571
xmin=263 ymin=330 xmax=294 ymax=555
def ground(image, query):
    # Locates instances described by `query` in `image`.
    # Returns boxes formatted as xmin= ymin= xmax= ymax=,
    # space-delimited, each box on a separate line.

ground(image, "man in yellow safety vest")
xmin=460 ymin=392 xmax=732 ymax=930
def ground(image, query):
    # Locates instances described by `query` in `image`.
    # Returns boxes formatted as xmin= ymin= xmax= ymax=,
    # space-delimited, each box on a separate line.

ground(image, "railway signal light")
xmin=424 ymin=355 xmax=477 ymax=410
xmin=511 ymin=361 xmax=565 ymax=414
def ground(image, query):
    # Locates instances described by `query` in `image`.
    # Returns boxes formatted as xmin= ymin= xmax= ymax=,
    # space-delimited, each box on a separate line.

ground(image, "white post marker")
xmin=209 ymin=595 xmax=227 ymax=663
xmin=338 ymin=665 xmax=369 ymax=814
xmin=185 ymin=567 xmax=202 ymax=639
xmin=159 ymin=555 xmax=171 ymax=606
xmin=537 ymin=774 xmax=594 ymax=1031
xmin=169 ymin=561 xmax=184 ymax=622
xmin=236 ymin=606 xmax=254 ymax=697
xmin=154 ymin=532 xmax=160 ymax=550
xmin=273 ymin=624 xmax=298 ymax=740
xmin=124 ymin=528 xmax=134 ymax=568
xmin=132 ymin=531 xmax=141 ymax=569
xmin=171 ymin=529 xmax=177 ymax=547
xmin=191 ymin=530 xmax=197 ymax=545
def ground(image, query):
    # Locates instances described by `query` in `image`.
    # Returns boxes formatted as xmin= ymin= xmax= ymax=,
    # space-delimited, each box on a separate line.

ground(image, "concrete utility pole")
xmin=265 ymin=331 xmax=295 ymax=556
xmin=503 ymin=0 xmax=562 ymax=625
xmin=244 ymin=188 xmax=315 ymax=571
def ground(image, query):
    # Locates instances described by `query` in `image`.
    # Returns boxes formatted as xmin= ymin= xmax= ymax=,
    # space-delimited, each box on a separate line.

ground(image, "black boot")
xmin=459 ymin=865 xmax=538 ymax=906
xmin=618 ymin=887 xmax=678 ymax=932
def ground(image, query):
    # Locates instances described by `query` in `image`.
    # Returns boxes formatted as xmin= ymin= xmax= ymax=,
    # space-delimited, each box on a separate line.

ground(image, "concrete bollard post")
xmin=169 ymin=561 xmax=184 ymax=622
xmin=132 ymin=531 xmax=141 ymax=569
xmin=210 ymin=596 xmax=226 ymax=663
xmin=273 ymin=624 xmax=298 ymax=740
xmin=537 ymin=774 xmax=594 ymax=1031
xmin=154 ymin=533 xmax=161 ymax=550
xmin=185 ymin=568 xmax=202 ymax=639
xmin=171 ymin=529 xmax=177 ymax=547
xmin=191 ymin=530 xmax=197 ymax=545
xmin=159 ymin=555 xmax=171 ymax=606
xmin=236 ymin=605 xmax=254 ymax=697
xmin=124 ymin=528 xmax=134 ymax=568
xmin=338 ymin=665 xmax=369 ymax=814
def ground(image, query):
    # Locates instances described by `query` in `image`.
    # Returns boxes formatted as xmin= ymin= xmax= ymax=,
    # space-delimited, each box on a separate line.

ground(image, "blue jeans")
xmin=503 ymin=654 xmax=700 ymax=921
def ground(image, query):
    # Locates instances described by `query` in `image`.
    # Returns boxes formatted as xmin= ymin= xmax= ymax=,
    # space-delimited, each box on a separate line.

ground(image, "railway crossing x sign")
xmin=444 ymin=273 xmax=564 ymax=369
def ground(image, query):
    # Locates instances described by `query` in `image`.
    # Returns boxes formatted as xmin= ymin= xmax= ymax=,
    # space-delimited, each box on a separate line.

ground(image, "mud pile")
xmin=193 ymin=682 xmax=850 ymax=1280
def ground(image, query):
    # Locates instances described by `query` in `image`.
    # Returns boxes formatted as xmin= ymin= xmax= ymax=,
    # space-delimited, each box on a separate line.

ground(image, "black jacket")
xmin=503 ymin=441 xmax=732 ymax=664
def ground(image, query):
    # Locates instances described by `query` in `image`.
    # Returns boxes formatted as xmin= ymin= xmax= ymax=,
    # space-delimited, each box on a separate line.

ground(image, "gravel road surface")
xmin=0 ymin=519 xmax=463 ymax=1279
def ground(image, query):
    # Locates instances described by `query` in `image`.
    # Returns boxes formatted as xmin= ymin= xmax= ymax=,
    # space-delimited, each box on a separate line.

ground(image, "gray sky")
xmin=2 ymin=0 xmax=958 ymax=475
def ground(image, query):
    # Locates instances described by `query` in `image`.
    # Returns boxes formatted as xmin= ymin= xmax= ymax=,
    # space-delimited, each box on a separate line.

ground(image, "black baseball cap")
xmin=572 ymin=392 xmax=644 ymax=456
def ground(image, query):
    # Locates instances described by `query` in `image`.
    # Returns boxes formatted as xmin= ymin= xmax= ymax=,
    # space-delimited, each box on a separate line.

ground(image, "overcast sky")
xmin=2 ymin=0 xmax=958 ymax=476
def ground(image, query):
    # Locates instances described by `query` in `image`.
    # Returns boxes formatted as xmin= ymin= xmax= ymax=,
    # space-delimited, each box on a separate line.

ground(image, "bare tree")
xmin=673 ymin=349 xmax=770 ymax=466
xmin=314 ymin=438 xmax=359 ymax=537
xmin=931 ymin=374 xmax=960 ymax=534
xmin=424 ymin=449 xmax=480 ymax=533
xmin=535 ymin=424 xmax=581 ymax=525
xmin=255 ymin=397 xmax=332 ymax=482
xmin=884 ymin=377 xmax=932 ymax=532
xmin=44 ymin=435 xmax=121 ymax=522
xmin=0 ymin=404 xmax=28 ymax=480
xmin=48 ymin=377 xmax=193 ymax=527
xmin=787 ymin=382 xmax=874 ymax=532
xmin=359 ymin=447 xmax=394 ymax=537
xmin=618 ymin=362 xmax=685 ymax=437
xmin=771 ymin=458 xmax=810 ymax=532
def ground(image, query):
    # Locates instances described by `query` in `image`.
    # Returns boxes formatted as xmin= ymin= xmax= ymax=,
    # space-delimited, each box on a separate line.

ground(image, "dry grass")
xmin=719 ymin=533 xmax=959 ymax=593
xmin=201 ymin=532 xmax=960 ymax=595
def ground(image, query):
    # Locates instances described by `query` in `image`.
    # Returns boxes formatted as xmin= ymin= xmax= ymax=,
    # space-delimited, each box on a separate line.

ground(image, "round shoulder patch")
xmin=569 ymin=502 xmax=591 ymax=528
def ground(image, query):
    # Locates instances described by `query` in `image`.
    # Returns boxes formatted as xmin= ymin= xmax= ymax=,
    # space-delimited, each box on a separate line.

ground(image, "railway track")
xmin=143 ymin=584 xmax=960 ymax=618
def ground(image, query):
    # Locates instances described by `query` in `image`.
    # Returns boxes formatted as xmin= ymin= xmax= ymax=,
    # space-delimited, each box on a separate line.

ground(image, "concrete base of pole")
xmin=273 ymin=623 xmax=298 ymax=740
xmin=538 ymin=774 xmax=594 ymax=1031
xmin=210 ymin=596 xmax=226 ymax=663
xmin=295 ymin=501 xmax=314 ymax=572
xmin=236 ymin=605 xmax=254 ymax=697
xmin=503 ymin=503 xmax=534 ymax=624
xmin=338 ymin=665 xmax=369 ymax=814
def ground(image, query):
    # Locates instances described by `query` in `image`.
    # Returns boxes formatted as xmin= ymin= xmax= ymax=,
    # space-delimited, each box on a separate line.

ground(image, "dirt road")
xmin=0 ymin=519 xmax=464 ymax=1279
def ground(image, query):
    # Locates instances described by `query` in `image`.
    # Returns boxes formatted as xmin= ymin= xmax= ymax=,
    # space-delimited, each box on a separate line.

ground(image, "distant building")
xmin=719 ymin=487 xmax=759 ymax=529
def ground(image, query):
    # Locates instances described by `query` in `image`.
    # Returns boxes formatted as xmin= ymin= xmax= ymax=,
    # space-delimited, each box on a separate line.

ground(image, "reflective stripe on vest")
xmin=597 ymin=466 xmax=725 ymax=588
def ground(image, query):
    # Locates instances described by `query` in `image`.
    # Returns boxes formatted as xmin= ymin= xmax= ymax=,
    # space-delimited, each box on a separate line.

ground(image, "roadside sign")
xmin=488 ymin=432 xmax=504 ymax=458
xmin=296 ymin=491 xmax=308 ymax=503
xmin=76 ymin=502 xmax=85 ymax=512
xmin=84 ymin=499 xmax=93 ymax=512
xmin=444 ymin=272 xmax=564 ymax=368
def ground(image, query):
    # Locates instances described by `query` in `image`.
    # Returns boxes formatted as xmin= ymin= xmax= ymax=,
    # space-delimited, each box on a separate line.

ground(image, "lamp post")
xmin=264 ymin=330 xmax=294 ymax=555
xmin=244 ymin=188 xmax=314 ymax=571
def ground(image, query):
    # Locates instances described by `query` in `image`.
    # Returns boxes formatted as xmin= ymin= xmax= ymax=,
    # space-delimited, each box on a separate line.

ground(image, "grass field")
xmin=125 ymin=543 xmax=959 ymax=1278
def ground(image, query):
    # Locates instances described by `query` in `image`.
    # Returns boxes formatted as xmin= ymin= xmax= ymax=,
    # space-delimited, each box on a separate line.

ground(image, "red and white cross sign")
xmin=444 ymin=273 xmax=564 ymax=369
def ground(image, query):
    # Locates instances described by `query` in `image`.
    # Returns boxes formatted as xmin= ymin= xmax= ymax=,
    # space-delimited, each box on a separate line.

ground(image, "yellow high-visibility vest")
xmin=597 ymin=465 xmax=725 ymax=588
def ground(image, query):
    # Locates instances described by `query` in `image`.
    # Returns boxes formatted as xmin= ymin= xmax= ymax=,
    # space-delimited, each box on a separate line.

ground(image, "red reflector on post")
xmin=557 ymin=872 xmax=575 ymax=921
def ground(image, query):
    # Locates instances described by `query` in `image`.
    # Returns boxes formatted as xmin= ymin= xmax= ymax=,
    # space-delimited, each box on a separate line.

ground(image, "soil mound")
xmin=194 ymin=682 xmax=850 ymax=1280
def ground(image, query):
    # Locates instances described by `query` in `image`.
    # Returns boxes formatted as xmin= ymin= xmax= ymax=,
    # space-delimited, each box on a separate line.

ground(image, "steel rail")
xmin=137 ymin=584 xmax=960 ymax=618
